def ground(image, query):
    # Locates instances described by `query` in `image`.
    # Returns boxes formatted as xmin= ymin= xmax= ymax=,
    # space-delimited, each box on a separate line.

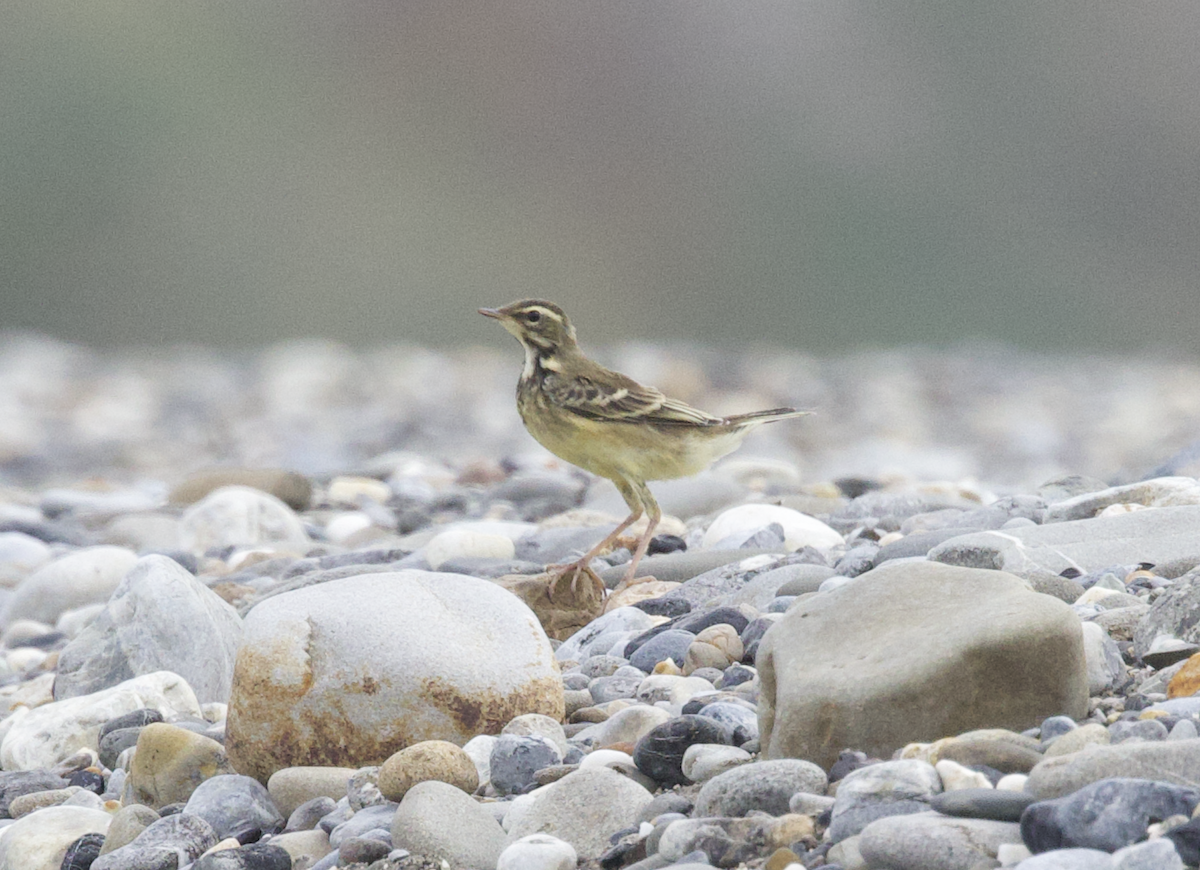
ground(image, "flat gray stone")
xmin=757 ymin=561 xmax=1087 ymax=768
xmin=1134 ymin=570 xmax=1200 ymax=657
xmin=1026 ymin=738 xmax=1200 ymax=800
xmin=929 ymin=505 xmax=1200 ymax=582
xmin=1043 ymin=477 xmax=1200 ymax=523
xmin=857 ymin=811 xmax=1022 ymax=870
xmin=55 ymin=555 xmax=243 ymax=704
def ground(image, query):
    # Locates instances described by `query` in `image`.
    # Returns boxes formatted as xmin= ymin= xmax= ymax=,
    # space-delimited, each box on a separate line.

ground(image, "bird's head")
xmin=479 ymin=299 xmax=578 ymax=355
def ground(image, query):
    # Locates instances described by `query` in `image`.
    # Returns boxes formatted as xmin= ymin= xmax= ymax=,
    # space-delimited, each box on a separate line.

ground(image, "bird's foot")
xmin=546 ymin=560 xmax=607 ymax=605
xmin=609 ymin=571 xmax=660 ymax=597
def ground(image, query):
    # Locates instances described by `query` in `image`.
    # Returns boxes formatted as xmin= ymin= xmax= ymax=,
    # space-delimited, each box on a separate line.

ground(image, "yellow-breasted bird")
xmin=480 ymin=299 xmax=807 ymax=598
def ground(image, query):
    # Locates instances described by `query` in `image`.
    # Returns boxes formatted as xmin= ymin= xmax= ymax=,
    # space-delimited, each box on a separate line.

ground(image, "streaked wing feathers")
xmin=545 ymin=372 xmax=722 ymax=426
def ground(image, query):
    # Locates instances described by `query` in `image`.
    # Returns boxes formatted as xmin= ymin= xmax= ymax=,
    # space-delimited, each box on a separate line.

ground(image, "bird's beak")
xmin=478 ymin=307 xmax=503 ymax=320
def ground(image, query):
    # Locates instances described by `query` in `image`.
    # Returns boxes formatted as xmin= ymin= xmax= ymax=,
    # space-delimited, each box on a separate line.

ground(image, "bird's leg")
xmin=610 ymin=482 xmax=662 ymax=596
xmin=547 ymin=480 xmax=643 ymax=603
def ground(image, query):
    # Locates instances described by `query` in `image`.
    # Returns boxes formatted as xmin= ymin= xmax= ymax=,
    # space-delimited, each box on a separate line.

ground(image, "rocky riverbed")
xmin=2 ymin=335 xmax=1200 ymax=870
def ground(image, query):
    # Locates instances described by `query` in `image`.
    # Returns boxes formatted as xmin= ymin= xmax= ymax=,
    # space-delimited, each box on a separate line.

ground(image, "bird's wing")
xmin=545 ymin=371 xmax=721 ymax=426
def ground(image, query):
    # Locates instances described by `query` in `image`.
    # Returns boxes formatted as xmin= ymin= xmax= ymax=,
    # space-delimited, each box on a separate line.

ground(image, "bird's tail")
xmin=723 ymin=407 xmax=812 ymax=428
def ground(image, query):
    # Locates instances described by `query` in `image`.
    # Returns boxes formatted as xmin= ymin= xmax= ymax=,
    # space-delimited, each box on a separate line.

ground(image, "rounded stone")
xmin=505 ymin=766 xmax=653 ymax=861
xmin=183 ymin=774 xmax=285 ymax=841
xmin=170 ymin=469 xmax=313 ymax=511
xmin=265 ymin=766 xmax=355 ymax=818
xmin=1 ymin=546 xmax=138 ymax=628
xmin=378 ymin=740 xmax=479 ymax=802
xmin=498 ymin=833 xmax=578 ymax=870
xmin=390 ymin=780 xmax=506 ymax=869
xmin=578 ymin=704 xmax=672 ymax=748
xmin=0 ymin=806 xmax=111 ymax=870
xmin=929 ymin=787 xmax=1034 ymax=822
xmin=703 ymin=504 xmax=842 ymax=551
xmin=489 ymin=734 xmax=563 ymax=796
xmin=179 ymin=486 xmax=309 ymax=553
xmin=633 ymin=715 xmax=734 ymax=787
xmin=681 ymin=744 xmax=753 ymax=783
xmin=629 ymin=629 xmax=696 ymax=672
xmin=225 ymin=571 xmax=563 ymax=781
xmin=128 ymin=722 xmax=235 ymax=810
xmin=693 ymin=758 xmax=828 ymax=817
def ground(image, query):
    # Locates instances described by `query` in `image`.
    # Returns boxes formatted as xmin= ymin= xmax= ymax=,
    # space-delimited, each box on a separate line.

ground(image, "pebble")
xmin=8 ymin=340 xmax=1200 ymax=868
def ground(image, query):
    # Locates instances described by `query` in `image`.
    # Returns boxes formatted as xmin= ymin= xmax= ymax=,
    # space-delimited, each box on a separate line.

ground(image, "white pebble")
xmin=497 ymin=833 xmax=577 ymax=870
xmin=935 ymin=759 xmax=992 ymax=791
xmin=424 ymin=529 xmax=515 ymax=569
xmin=682 ymin=743 xmax=752 ymax=782
xmin=703 ymin=504 xmax=842 ymax=551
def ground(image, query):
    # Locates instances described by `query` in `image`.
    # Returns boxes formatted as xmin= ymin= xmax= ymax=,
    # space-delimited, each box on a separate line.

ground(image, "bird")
xmin=480 ymin=299 xmax=807 ymax=600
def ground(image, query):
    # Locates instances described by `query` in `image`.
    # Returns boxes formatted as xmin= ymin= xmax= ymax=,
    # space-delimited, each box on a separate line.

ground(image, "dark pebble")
xmin=648 ymin=534 xmax=687 ymax=555
xmin=336 ymin=836 xmax=392 ymax=865
xmin=628 ymin=630 xmax=695 ymax=671
xmin=60 ymin=832 xmax=105 ymax=870
xmin=1166 ymin=816 xmax=1200 ymax=866
xmin=190 ymin=842 xmax=293 ymax=870
xmin=99 ymin=708 xmax=164 ymax=740
xmin=631 ymin=597 xmax=692 ymax=617
xmin=68 ymin=769 xmax=106 ymax=795
xmin=931 ymin=787 xmax=1034 ymax=822
xmin=1021 ymin=776 xmax=1200 ymax=853
xmin=633 ymin=715 xmax=734 ymax=786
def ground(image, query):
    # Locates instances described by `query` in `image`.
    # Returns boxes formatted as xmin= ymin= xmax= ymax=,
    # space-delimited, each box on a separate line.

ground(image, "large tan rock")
xmin=226 ymin=571 xmax=564 ymax=781
xmin=757 ymin=561 xmax=1087 ymax=768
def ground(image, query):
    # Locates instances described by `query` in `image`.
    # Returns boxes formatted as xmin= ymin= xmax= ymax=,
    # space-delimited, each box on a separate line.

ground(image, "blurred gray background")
xmin=2 ymin=3 xmax=1198 ymax=353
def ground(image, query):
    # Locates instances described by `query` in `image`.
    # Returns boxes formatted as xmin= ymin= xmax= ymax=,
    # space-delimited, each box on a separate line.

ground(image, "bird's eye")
xmin=526 ymin=310 xmax=542 ymax=323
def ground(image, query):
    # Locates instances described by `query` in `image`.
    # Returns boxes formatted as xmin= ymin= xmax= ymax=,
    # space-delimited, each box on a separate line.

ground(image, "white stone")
xmin=1 ymin=546 xmax=137 ymax=628
xmin=424 ymin=529 xmax=515 ymax=569
xmin=936 ymin=759 xmax=994 ymax=790
xmin=498 ymin=833 xmax=578 ymax=870
xmin=225 ymin=571 xmax=563 ymax=782
xmin=682 ymin=744 xmax=752 ymax=782
xmin=995 ymin=842 xmax=1032 ymax=865
xmin=0 ymin=532 xmax=51 ymax=579
xmin=703 ymin=504 xmax=843 ymax=552
xmin=0 ymin=806 xmax=112 ymax=870
xmin=996 ymin=773 xmax=1028 ymax=791
xmin=179 ymin=485 xmax=309 ymax=553
xmin=463 ymin=734 xmax=497 ymax=786
xmin=326 ymin=476 xmax=393 ymax=505
xmin=635 ymin=674 xmax=716 ymax=706
xmin=323 ymin=511 xmax=374 ymax=543
xmin=0 ymin=671 xmax=202 ymax=770
xmin=502 ymin=713 xmax=569 ymax=757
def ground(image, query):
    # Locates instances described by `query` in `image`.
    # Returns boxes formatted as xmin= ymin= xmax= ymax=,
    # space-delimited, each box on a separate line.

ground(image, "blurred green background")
xmin=3 ymin=3 xmax=1198 ymax=352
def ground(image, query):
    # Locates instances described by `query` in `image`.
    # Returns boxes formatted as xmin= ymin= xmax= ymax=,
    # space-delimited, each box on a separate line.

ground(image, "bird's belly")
xmin=522 ymin=407 xmax=744 ymax=483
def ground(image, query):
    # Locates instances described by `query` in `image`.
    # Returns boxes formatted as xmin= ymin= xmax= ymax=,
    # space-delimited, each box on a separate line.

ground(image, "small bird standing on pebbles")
xmin=480 ymin=299 xmax=807 ymax=599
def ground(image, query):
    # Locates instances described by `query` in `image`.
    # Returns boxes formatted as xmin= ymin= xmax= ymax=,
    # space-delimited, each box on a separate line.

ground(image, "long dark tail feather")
xmin=723 ymin=407 xmax=812 ymax=426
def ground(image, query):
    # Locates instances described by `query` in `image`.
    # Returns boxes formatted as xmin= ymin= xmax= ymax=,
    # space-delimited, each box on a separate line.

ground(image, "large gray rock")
xmin=929 ymin=505 xmax=1200 ymax=582
xmin=757 ymin=561 xmax=1088 ymax=768
xmin=1026 ymin=738 xmax=1200 ymax=800
xmin=1043 ymin=478 xmax=1200 ymax=523
xmin=1134 ymin=569 xmax=1200 ymax=657
xmin=226 ymin=571 xmax=564 ymax=781
xmin=1 ymin=546 xmax=138 ymax=628
xmin=505 ymin=766 xmax=653 ymax=860
xmin=54 ymin=555 xmax=243 ymax=704
xmin=857 ymin=812 xmax=1023 ymax=870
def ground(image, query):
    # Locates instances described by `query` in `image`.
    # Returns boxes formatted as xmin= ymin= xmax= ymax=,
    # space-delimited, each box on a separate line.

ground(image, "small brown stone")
xmin=764 ymin=846 xmax=802 ymax=870
xmin=1168 ymin=652 xmax=1200 ymax=698
xmin=378 ymin=740 xmax=479 ymax=802
xmin=170 ymin=468 xmax=313 ymax=510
